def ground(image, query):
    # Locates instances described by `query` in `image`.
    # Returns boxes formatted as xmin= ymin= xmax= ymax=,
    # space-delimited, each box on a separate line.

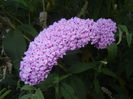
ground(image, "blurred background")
xmin=0 ymin=0 xmax=133 ymax=99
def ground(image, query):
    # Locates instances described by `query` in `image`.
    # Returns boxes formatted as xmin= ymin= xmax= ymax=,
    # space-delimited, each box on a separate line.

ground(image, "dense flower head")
xmin=19 ymin=17 xmax=117 ymax=85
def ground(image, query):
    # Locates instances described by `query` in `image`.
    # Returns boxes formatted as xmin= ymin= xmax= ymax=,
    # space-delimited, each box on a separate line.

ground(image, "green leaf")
xmin=11 ymin=0 xmax=28 ymax=7
xmin=107 ymin=43 xmax=118 ymax=61
xmin=118 ymin=25 xmax=128 ymax=33
xmin=0 ymin=74 xmax=17 ymax=86
xmin=19 ymin=94 xmax=32 ymax=99
xmin=70 ymin=76 xmax=87 ymax=99
xmin=38 ymin=74 xmax=58 ymax=90
xmin=69 ymin=62 xmax=96 ymax=73
xmin=10 ymin=0 xmax=35 ymax=12
xmin=38 ymin=73 xmax=72 ymax=91
xmin=0 ymin=89 xmax=6 ymax=95
xmin=54 ymin=74 xmax=60 ymax=99
xmin=0 ymin=89 xmax=11 ymax=99
xmin=117 ymin=27 xmax=123 ymax=45
xmin=126 ymin=33 xmax=132 ymax=47
xmin=94 ymin=78 xmax=104 ymax=99
xmin=59 ymin=73 xmax=72 ymax=82
xmin=17 ymin=24 xmax=38 ymax=37
xmin=21 ymin=85 xmax=36 ymax=91
xmin=101 ymin=68 xmax=117 ymax=78
xmin=61 ymin=83 xmax=78 ymax=99
xmin=32 ymin=89 xmax=45 ymax=99
xmin=3 ymin=30 xmax=26 ymax=61
xmin=94 ymin=78 xmax=100 ymax=94
xmin=118 ymin=25 xmax=132 ymax=47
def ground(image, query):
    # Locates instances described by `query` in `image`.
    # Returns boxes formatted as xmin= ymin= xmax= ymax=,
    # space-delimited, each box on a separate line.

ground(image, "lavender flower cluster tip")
xmin=19 ymin=17 xmax=117 ymax=85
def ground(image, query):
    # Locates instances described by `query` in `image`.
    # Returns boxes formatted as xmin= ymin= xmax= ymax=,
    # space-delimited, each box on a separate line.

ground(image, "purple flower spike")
xmin=19 ymin=17 xmax=117 ymax=85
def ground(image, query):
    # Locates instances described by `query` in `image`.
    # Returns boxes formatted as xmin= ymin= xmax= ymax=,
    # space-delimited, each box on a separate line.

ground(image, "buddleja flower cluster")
xmin=19 ymin=17 xmax=116 ymax=85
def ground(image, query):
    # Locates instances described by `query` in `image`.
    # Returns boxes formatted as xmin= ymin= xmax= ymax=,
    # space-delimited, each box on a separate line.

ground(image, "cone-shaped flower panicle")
xmin=19 ymin=17 xmax=117 ymax=85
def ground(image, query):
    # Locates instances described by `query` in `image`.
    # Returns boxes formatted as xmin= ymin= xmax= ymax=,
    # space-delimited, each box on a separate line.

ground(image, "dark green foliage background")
xmin=0 ymin=0 xmax=133 ymax=99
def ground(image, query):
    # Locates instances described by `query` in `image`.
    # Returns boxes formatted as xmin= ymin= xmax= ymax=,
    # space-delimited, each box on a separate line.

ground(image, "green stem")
xmin=77 ymin=0 xmax=88 ymax=17
xmin=57 ymin=63 xmax=68 ymax=72
xmin=44 ymin=73 xmax=72 ymax=90
xmin=0 ymin=15 xmax=15 ymax=30
xmin=1 ymin=6 xmax=23 ymax=24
